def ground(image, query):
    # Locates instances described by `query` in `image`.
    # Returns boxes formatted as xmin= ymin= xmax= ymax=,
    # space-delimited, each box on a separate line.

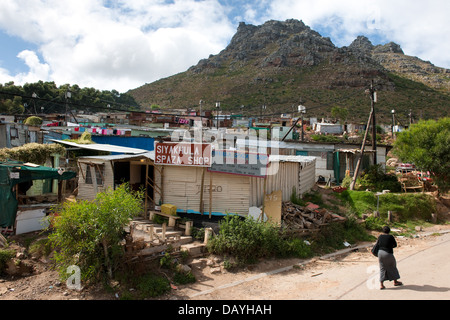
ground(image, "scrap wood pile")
xmin=281 ymin=201 xmax=347 ymax=233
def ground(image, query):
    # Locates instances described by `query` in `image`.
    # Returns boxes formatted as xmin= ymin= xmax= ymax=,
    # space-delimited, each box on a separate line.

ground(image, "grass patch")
xmin=337 ymin=190 xmax=436 ymax=222
xmin=207 ymin=213 xmax=372 ymax=265
xmin=310 ymin=219 xmax=375 ymax=254
xmin=338 ymin=190 xmax=377 ymax=217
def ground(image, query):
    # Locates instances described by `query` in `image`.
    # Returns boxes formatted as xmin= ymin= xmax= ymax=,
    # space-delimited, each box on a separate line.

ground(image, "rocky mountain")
xmin=128 ymin=19 xmax=449 ymax=123
xmin=351 ymin=35 xmax=449 ymax=91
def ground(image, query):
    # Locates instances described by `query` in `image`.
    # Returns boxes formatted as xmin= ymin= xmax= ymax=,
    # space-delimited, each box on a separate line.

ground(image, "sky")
xmin=0 ymin=0 xmax=449 ymax=93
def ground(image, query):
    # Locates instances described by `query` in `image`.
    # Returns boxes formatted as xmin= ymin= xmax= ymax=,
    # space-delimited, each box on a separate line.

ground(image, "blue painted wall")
xmin=91 ymin=136 xmax=155 ymax=151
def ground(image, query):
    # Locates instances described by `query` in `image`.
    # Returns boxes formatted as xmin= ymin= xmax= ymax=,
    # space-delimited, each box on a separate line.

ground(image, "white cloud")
xmin=0 ymin=0 xmax=235 ymax=92
xmin=0 ymin=50 xmax=50 ymax=85
xmin=0 ymin=0 xmax=448 ymax=93
xmin=16 ymin=50 xmax=51 ymax=83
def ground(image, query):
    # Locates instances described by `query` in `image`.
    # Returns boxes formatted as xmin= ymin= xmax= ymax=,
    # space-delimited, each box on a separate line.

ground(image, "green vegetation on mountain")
xmin=128 ymin=19 xmax=449 ymax=123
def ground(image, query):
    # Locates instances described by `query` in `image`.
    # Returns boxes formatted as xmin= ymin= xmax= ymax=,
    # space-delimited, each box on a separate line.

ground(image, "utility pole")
xmin=215 ymin=101 xmax=220 ymax=129
xmin=199 ymin=99 xmax=204 ymax=127
xmin=350 ymin=110 xmax=373 ymax=190
xmin=369 ymin=80 xmax=377 ymax=165
xmin=32 ymin=92 xmax=38 ymax=114
xmin=65 ymin=88 xmax=71 ymax=126
xmin=391 ymin=109 xmax=395 ymax=139
xmin=299 ymin=104 xmax=306 ymax=142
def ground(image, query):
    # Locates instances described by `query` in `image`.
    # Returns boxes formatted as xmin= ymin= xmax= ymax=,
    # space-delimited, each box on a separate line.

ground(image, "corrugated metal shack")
xmin=76 ymin=147 xmax=316 ymax=218
xmin=153 ymin=154 xmax=316 ymax=217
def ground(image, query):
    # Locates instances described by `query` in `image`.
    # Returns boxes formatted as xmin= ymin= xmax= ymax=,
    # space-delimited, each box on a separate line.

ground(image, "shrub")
xmin=357 ymin=164 xmax=401 ymax=192
xmin=173 ymin=271 xmax=196 ymax=285
xmin=136 ymin=273 xmax=171 ymax=298
xmin=0 ymin=249 xmax=15 ymax=275
xmin=29 ymin=238 xmax=52 ymax=258
xmin=48 ymin=183 xmax=143 ymax=283
xmin=278 ymin=238 xmax=312 ymax=258
xmin=24 ymin=116 xmax=43 ymax=126
xmin=0 ymin=143 xmax=65 ymax=164
xmin=207 ymin=215 xmax=288 ymax=264
xmin=364 ymin=216 xmax=386 ymax=231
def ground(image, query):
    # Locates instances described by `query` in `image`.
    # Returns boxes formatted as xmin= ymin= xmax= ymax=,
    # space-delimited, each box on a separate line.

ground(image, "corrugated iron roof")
xmin=269 ymin=155 xmax=316 ymax=164
xmin=50 ymin=139 xmax=148 ymax=154
xmin=337 ymin=148 xmax=376 ymax=154
xmin=79 ymin=151 xmax=155 ymax=161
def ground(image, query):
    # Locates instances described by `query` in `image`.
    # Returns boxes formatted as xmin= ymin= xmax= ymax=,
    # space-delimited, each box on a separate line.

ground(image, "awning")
xmin=50 ymin=139 xmax=148 ymax=154
xmin=1 ymin=160 xmax=76 ymax=186
xmin=0 ymin=161 xmax=77 ymax=228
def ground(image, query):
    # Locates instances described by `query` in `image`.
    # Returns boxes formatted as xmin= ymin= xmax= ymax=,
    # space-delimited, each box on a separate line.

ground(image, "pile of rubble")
xmin=281 ymin=201 xmax=347 ymax=234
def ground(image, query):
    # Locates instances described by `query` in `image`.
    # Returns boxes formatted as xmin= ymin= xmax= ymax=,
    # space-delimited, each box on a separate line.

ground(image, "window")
xmin=326 ymin=152 xmax=334 ymax=170
xmin=10 ymin=127 xmax=18 ymax=138
xmin=85 ymin=164 xmax=104 ymax=185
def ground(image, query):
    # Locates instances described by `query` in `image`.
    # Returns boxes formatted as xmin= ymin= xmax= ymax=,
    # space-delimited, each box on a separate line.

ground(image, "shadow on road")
xmin=395 ymin=284 xmax=450 ymax=292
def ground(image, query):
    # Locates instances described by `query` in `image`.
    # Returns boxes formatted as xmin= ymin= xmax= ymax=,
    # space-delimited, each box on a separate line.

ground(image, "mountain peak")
xmin=349 ymin=36 xmax=374 ymax=51
xmin=349 ymin=35 xmax=404 ymax=54
xmin=202 ymin=19 xmax=336 ymax=70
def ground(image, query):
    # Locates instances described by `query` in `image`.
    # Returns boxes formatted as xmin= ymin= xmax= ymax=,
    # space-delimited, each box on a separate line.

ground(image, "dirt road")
xmin=173 ymin=225 xmax=450 ymax=300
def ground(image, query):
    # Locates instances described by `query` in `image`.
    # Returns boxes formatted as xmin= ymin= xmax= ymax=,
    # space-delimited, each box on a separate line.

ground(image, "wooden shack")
xmin=77 ymin=152 xmax=155 ymax=201
xmin=77 ymin=150 xmax=316 ymax=218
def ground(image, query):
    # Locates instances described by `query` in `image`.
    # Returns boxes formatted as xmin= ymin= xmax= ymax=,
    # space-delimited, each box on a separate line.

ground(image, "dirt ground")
xmin=1 ymin=191 xmax=449 ymax=301
xmin=174 ymin=223 xmax=450 ymax=300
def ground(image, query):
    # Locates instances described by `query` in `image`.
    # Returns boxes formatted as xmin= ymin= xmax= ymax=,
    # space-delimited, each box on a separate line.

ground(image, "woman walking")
xmin=377 ymin=226 xmax=403 ymax=289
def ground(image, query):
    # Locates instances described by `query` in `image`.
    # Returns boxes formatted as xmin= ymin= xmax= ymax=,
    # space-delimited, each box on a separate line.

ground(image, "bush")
xmin=0 ymin=249 xmax=15 ymax=275
xmin=364 ymin=216 xmax=386 ymax=231
xmin=207 ymin=215 xmax=293 ymax=264
xmin=24 ymin=116 xmax=43 ymax=126
xmin=136 ymin=273 xmax=171 ymax=298
xmin=48 ymin=183 xmax=143 ymax=283
xmin=356 ymin=164 xmax=402 ymax=192
xmin=173 ymin=271 xmax=196 ymax=285
xmin=278 ymin=238 xmax=312 ymax=258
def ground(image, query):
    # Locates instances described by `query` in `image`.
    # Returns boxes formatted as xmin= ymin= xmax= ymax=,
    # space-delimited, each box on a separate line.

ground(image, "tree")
xmin=48 ymin=184 xmax=143 ymax=283
xmin=24 ymin=116 xmax=43 ymax=126
xmin=393 ymin=118 xmax=450 ymax=193
xmin=331 ymin=106 xmax=348 ymax=123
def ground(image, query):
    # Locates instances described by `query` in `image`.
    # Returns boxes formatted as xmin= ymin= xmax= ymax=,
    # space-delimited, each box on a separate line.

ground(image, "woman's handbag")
xmin=371 ymin=240 xmax=380 ymax=257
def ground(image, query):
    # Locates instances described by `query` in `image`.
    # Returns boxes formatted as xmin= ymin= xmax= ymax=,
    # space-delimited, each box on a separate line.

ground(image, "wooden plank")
xmin=199 ymin=167 xmax=205 ymax=214
xmin=209 ymin=171 xmax=212 ymax=219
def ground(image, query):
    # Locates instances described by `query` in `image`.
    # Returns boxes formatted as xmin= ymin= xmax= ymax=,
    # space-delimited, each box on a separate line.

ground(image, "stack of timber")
xmin=281 ymin=201 xmax=346 ymax=234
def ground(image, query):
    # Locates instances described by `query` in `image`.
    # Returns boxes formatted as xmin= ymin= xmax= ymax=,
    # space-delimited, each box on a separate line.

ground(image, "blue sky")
xmin=0 ymin=0 xmax=449 ymax=92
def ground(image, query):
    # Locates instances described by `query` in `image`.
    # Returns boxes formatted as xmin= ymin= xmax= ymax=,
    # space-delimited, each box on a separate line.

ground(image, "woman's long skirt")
xmin=378 ymin=249 xmax=400 ymax=282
